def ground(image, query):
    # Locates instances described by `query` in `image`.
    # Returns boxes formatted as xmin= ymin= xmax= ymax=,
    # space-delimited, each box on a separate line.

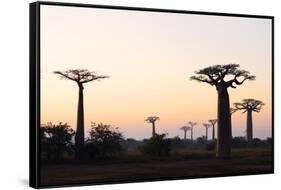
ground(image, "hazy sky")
xmin=40 ymin=5 xmax=272 ymax=140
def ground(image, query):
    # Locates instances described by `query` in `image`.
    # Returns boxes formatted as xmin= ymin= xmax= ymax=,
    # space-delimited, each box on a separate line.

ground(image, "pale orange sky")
xmin=40 ymin=5 xmax=272 ymax=140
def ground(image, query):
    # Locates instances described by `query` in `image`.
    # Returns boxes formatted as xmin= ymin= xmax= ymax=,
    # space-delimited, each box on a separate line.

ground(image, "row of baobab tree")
xmin=146 ymin=97 xmax=264 ymax=143
xmin=53 ymin=64 xmax=264 ymax=160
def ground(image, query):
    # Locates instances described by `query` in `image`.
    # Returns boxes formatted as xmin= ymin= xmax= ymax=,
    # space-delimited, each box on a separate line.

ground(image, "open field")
xmin=40 ymin=147 xmax=273 ymax=187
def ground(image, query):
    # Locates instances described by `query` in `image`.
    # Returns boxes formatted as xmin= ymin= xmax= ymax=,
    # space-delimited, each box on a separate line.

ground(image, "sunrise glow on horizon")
xmin=40 ymin=5 xmax=272 ymax=140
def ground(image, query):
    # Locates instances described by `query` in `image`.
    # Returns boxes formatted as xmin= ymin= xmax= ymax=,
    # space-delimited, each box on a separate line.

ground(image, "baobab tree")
xmin=180 ymin=126 xmax=191 ymax=141
xmin=208 ymin=119 xmax=217 ymax=141
xmin=234 ymin=99 xmax=264 ymax=142
xmin=188 ymin=121 xmax=197 ymax=141
xmin=203 ymin=123 xmax=212 ymax=141
xmin=190 ymin=64 xmax=255 ymax=158
xmin=54 ymin=69 xmax=109 ymax=160
xmin=145 ymin=116 xmax=160 ymax=137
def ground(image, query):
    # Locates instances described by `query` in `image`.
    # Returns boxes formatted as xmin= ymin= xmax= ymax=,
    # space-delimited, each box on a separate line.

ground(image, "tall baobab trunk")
xmin=184 ymin=130 xmax=187 ymax=141
xmin=75 ymin=84 xmax=85 ymax=160
xmin=205 ymin=127 xmax=208 ymax=141
xmin=217 ymin=88 xmax=232 ymax=159
xmin=152 ymin=122 xmax=156 ymax=137
xmin=246 ymin=110 xmax=253 ymax=142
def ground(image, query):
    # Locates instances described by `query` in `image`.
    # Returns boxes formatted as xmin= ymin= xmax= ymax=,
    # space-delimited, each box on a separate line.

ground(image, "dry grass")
xmin=40 ymin=147 xmax=273 ymax=187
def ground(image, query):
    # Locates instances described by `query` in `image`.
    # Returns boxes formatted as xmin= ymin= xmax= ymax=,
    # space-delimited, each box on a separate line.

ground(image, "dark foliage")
xmin=196 ymin=136 xmax=206 ymax=144
xmin=141 ymin=134 xmax=171 ymax=156
xmin=40 ymin=122 xmax=75 ymax=161
xmin=84 ymin=123 xmax=124 ymax=160
xmin=121 ymin=138 xmax=143 ymax=150
xmin=170 ymin=136 xmax=186 ymax=148
xmin=232 ymin=137 xmax=247 ymax=148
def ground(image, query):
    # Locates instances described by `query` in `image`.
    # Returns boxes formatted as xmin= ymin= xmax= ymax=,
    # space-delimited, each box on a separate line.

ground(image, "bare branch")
xmin=53 ymin=69 xmax=109 ymax=84
xmin=208 ymin=119 xmax=217 ymax=126
xmin=190 ymin=76 xmax=213 ymax=85
xmin=190 ymin=64 xmax=255 ymax=89
xmin=203 ymin=123 xmax=212 ymax=128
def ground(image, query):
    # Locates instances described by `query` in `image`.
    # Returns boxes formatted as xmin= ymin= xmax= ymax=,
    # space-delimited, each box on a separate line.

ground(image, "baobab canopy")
xmin=234 ymin=99 xmax=265 ymax=113
xmin=54 ymin=69 xmax=109 ymax=84
xmin=190 ymin=64 xmax=256 ymax=89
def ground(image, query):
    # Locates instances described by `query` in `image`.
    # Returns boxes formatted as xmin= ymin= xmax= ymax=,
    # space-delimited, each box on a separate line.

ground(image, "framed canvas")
xmin=29 ymin=1 xmax=274 ymax=188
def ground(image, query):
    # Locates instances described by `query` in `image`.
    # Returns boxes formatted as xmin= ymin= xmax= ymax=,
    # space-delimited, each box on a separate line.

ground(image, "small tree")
xmin=145 ymin=116 xmax=160 ymax=137
xmin=54 ymin=69 xmax=109 ymax=160
xmin=85 ymin=122 xmax=124 ymax=160
xmin=40 ymin=122 xmax=75 ymax=161
xmin=191 ymin=64 xmax=255 ymax=158
xmin=208 ymin=119 xmax=217 ymax=141
xmin=142 ymin=134 xmax=171 ymax=157
xmin=234 ymin=99 xmax=264 ymax=142
xmin=203 ymin=123 xmax=212 ymax=141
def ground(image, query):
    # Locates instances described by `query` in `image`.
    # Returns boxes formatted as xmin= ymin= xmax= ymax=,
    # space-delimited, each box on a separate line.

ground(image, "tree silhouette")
xmin=208 ymin=119 xmax=217 ymax=141
xmin=191 ymin=64 xmax=255 ymax=158
xmin=234 ymin=99 xmax=264 ymax=142
xmin=188 ymin=122 xmax=197 ymax=141
xmin=54 ymin=69 xmax=109 ymax=160
xmin=40 ymin=122 xmax=75 ymax=161
xmin=145 ymin=116 xmax=160 ymax=137
xmin=85 ymin=122 xmax=124 ymax=159
xmin=180 ymin=126 xmax=191 ymax=141
xmin=203 ymin=123 xmax=212 ymax=141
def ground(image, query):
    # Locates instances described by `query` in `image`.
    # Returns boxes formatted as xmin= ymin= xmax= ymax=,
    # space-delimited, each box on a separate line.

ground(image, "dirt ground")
xmin=40 ymin=147 xmax=273 ymax=187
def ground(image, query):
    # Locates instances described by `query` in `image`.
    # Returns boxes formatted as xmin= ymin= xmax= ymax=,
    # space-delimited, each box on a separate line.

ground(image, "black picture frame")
xmin=30 ymin=1 xmax=274 ymax=188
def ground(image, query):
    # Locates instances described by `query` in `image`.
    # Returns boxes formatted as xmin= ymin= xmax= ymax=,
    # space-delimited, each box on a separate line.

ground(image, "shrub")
xmin=85 ymin=123 xmax=124 ymax=160
xmin=40 ymin=122 xmax=75 ymax=161
xmin=141 ymin=134 xmax=171 ymax=157
xmin=232 ymin=136 xmax=247 ymax=148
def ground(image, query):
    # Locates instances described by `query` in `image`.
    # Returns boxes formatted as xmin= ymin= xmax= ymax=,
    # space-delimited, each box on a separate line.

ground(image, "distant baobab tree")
xmin=191 ymin=64 xmax=255 ymax=158
xmin=234 ymin=99 xmax=264 ymax=142
xmin=54 ymin=69 xmax=109 ymax=160
xmin=203 ymin=123 xmax=212 ymax=141
xmin=188 ymin=121 xmax=197 ymax=141
xmin=180 ymin=126 xmax=190 ymax=141
xmin=208 ymin=119 xmax=217 ymax=141
xmin=145 ymin=116 xmax=160 ymax=137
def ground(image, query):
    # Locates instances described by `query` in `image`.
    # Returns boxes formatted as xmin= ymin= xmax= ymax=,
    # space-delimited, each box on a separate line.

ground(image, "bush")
xmin=170 ymin=136 xmax=186 ymax=148
xmin=40 ymin=122 xmax=75 ymax=161
xmin=84 ymin=123 xmax=124 ymax=160
xmin=141 ymin=134 xmax=171 ymax=157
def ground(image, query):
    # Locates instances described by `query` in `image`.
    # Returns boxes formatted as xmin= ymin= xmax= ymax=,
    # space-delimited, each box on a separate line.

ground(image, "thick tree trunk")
xmin=212 ymin=124 xmax=215 ymax=141
xmin=184 ymin=130 xmax=187 ymax=141
xmin=216 ymin=88 xmax=232 ymax=159
xmin=152 ymin=122 xmax=156 ymax=137
xmin=75 ymin=84 xmax=85 ymax=160
xmin=246 ymin=110 xmax=253 ymax=142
